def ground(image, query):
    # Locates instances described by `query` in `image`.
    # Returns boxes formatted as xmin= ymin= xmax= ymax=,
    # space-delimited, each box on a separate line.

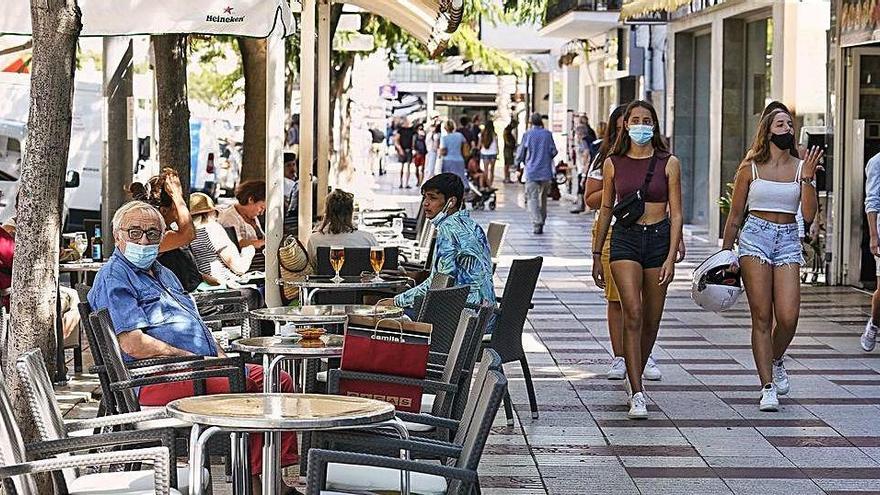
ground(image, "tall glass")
xmin=370 ymin=247 xmax=385 ymax=282
xmin=329 ymin=246 xmax=345 ymax=283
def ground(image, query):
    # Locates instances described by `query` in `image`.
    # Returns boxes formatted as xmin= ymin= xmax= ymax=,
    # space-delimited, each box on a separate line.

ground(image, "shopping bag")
xmin=338 ymin=318 xmax=431 ymax=413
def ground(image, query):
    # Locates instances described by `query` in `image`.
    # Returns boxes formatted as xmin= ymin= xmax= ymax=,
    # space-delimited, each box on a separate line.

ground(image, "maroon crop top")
xmin=612 ymin=153 xmax=670 ymax=203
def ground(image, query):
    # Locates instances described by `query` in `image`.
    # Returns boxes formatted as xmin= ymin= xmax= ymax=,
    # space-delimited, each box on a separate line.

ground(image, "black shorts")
xmin=398 ymin=149 xmax=413 ymax=163
xmin=610 ymin=218 xmax=671 ymax=269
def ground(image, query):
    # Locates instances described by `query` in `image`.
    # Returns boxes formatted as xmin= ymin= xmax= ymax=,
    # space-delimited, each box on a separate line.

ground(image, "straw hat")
xmin=189 ymin=193 xmax=216 ymax=215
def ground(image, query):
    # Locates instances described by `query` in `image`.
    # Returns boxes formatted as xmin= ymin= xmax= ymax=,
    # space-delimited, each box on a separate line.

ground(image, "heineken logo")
xmin=207 ymin=6 xmax=245 ymax=23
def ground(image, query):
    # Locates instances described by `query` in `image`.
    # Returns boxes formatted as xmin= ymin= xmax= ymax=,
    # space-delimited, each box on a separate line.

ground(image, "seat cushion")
xmin=317 ymin=370 xmax=328 ymax=383
xmin=133 ymin=417 xmax=191 ymax=430
xmin=326 ymin=462 xmax=447 ymax=495
xmin=68 ymin=466 xmax=207 ymax=495
xmin=401 ymin=420 xmax=436 ymax=433
xmin=481 ymin=333 xmax=491 ymax=343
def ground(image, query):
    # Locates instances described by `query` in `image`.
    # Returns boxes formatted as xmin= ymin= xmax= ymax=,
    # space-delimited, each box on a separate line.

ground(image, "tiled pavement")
xmin=56 ymin=177 xmax=880 ymax=494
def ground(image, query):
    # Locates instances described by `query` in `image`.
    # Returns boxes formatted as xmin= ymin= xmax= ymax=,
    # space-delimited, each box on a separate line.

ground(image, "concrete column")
xmin=264 ymin=32 xmax=285 ymax=308
xmin=316 ymin=0 xmax=331 ymax=215
xmin=102 ymin=37 xmax=134 ymax=254
xmin=708 ymin=18 xmax=724 ymax=240
xmin=298 ymin=0 xmax=315 ymax=244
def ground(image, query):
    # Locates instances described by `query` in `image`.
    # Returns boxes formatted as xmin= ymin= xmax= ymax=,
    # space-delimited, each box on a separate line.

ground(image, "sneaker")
xmin=628 ymin=392 xmax=648 ymax=419
xmin=643 ymin=355 xmax=662 ymax=381
xmin=861 ymin=320 xmax=878 ymax=352
xmin=607 ymin=356 xmax=626 ymax=380
xmin=772 ymin=358 xmax=790 ymax=396
xmin=759 ymin=383 xmax=779 ymax=412
xmin=533 ymin=225 xmax=544 ymax=235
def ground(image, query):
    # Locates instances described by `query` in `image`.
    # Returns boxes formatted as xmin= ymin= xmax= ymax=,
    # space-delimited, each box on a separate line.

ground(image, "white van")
xmin=0 ymin=73 xmax=103 ymax=229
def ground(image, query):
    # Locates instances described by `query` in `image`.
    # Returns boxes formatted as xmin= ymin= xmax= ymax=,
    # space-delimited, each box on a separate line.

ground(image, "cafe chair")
xmin=0 ymin=367 xmax=178 ymax=495
xmin=191 ymin=289 xmax=254 ymax=342
xmin=416 ymin=285 xmax=469 ymax=363
xmin=479 ymin=256 xmax=543 ymax=425
xmin=15 ymin=349 xmax=212 ymax=494
xmin=307 ymin=354 xmax=508 ymax=495
xmin=486 ymin=221 xmax=509 ymax=272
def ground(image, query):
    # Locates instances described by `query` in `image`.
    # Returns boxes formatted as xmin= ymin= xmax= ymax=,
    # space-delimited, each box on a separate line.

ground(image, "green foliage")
xmin=718 ymin=182 xmax=735 ymax=215
xmin=188 ymin=36 xmax=243 ymax=110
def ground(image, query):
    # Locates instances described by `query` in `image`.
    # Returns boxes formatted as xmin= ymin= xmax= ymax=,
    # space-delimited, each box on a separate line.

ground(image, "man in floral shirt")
xmin=394 ymin=173 xmax=496 ymax=313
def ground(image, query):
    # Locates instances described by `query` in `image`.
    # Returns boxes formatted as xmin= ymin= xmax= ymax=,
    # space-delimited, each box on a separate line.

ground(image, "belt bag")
xmin=612 ymin=154 xmax=659 ymax=228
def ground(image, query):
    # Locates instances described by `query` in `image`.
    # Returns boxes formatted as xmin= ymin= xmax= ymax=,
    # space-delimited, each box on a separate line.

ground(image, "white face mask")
xmin=431 ymin=198 xmax=455 ymax=225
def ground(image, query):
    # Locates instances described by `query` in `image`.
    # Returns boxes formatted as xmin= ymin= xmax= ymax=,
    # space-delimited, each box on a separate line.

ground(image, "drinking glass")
xmin=74 ymin=233 xmax=88 ymax=259
xmin=329 ymin=245 xmax=345 ymax=283
xmin=392 ymin=218 xmax=404 ymax=237
xmin=370 ymin=247 xmax=385 ymax=282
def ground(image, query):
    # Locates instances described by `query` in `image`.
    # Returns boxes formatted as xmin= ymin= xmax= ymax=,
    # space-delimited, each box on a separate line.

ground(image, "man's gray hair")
xmin=111 ymin=201 xmax=166 ymax=237
xmin=530 ymin=112 xmax=544 ymax=127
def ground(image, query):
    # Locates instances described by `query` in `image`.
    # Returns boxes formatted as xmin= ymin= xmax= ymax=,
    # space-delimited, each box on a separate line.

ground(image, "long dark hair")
xmin=760 ymin=101 xmax=799 ymax=158
xmin=610 ymin=100 xmax=668 ymax=156
xmin=590 ymin=105 xmax=627 ymax=172
xmin=746 ymin=109 xmax=798 ymax=165
xmin=317 ymin=189 xmax=356 ymax=235
xmin=480 ymin=123 xmax=496 ymax=147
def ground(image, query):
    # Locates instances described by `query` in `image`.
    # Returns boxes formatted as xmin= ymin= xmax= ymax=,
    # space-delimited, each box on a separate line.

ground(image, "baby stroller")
xmin=466 ymin=176 xmax=497 ymax=210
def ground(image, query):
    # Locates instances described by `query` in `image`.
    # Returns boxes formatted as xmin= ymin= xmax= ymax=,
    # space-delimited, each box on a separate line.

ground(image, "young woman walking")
xmin=722 ymin=109 xmax=823 ymax=411
xmin=480 ymin=123 xmax=499 ymax=188
xmin=591 ymin=100 xmax=683 ymax=419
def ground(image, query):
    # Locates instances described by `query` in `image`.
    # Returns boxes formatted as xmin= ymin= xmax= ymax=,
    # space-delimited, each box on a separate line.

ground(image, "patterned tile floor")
xmin=57 ymin=176 xmax=880 ymax=494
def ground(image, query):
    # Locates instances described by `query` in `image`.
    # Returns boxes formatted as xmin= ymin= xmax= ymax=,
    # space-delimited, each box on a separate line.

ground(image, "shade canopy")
xmin=343 ymin=0 xmax=463 ymax=56
xmin=619 ymin=0 xmax=690 ymax=20
xmin=1 ymin=0 xmax=294 ymax=37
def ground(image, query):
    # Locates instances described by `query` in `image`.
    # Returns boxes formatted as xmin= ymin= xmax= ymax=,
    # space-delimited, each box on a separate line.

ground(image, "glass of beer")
xmin=370 ymin=247 xmax=385 ymax=282
xmin=329 ymin=246 xmax=345 ymax=283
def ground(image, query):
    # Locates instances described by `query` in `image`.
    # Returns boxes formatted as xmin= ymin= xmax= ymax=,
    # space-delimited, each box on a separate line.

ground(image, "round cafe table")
xmin=230 ymin=335 xmax=345 ymax=393
xmin=167 ymin=393 xmax=410 ymax=495
xmin=276 ymin=275 xmax=411 ymax=305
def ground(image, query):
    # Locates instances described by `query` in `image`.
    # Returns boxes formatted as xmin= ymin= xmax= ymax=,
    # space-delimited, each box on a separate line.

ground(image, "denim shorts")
xmin=738 ymin=215 xmax=804 ymax=266
xmin=610 ymin=218 xmax=671 ymax=269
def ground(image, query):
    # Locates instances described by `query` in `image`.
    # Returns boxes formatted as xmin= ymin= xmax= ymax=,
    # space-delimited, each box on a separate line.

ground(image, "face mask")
xmin=628 ymin=124 xmax=654 ymax=145
xmin=431 ymin=199 xmax=455 ymax=226
xmin=124 ymin=242 xmax=159 ymax=269
xmin=770 ymin=132 xmax=794 ymax=150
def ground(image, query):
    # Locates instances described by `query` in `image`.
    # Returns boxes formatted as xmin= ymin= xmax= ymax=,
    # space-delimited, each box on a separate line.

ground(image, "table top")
xmin=59 ymin=260 xmax=105 ymax=272
xmin=231 ymin=335 xmax=344 ymax=357
xmin=166 ymin=393 xmax=394 ymax=430
xmin=276 ymin=275 xmax=411 ymax=290
xmin=249 ymin=305 xmax=403 ymax=323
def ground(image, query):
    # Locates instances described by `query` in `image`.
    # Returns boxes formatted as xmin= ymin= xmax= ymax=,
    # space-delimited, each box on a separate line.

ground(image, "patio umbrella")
xmin=2 ymin=0 xmax=293 ymax=37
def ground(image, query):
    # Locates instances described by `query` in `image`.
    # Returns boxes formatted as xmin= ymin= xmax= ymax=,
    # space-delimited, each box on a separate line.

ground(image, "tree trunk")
xmin=331 ymin=56 xmax=354 ymax=181
xmin=4 ymin=2 xmax=81 ymax=492
xmin=238 ymin=37 xmax=267 ymax=182
xmin=152 ymin=34 xmax=191 ymax=194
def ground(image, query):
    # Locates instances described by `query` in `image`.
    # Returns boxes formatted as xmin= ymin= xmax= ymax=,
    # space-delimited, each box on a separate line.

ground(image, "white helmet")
xmin=691 ymin=250 xmax=743 ymax=312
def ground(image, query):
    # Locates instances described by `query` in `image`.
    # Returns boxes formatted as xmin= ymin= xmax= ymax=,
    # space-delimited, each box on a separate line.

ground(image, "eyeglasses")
xmin=123 ymin=227 xmax=163 ymax=243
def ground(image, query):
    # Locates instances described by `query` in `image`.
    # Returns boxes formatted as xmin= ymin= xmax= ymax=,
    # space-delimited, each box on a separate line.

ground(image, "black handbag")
xmin=612 ymin=154 xmax=659 ymax=227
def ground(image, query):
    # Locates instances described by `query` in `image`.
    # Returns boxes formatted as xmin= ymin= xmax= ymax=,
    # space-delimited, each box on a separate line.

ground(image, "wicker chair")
xmin=191 ymin=289 xmax=254 ymax=341
xmin=481 ymin=256 xmax=543 ymax=425
xmin=416 ymin=285 xmax=469 ymax=364
xmin=307 ymin=351 xmax=508 ymax=495
xmin=0 ymin=367 xmax=176 ymax=495
xmin=14 ymin=349 xmax=208 ymax=494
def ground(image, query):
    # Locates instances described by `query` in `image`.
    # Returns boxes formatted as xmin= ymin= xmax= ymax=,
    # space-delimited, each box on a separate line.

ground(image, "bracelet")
xmin=800 ymin=176 xmax=815 ymax=184
xmin=592 ymin=251 xmax=601 ymax=256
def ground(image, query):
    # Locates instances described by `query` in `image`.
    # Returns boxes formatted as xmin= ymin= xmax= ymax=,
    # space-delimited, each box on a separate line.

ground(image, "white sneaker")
xmin=643 ymin=355 xmax=662 ymax=381
xmin=861 ymin=320 xmax=878 ymax=352
xmin=759 ymin=384 xmax=779 ymax=412
xmin=607 ymin=356 xmax=626 ymax=380
xmin=772 ymin=358 xmax=790 ymax=396
xmin=628 ymin=392 xmax=648 ymax=419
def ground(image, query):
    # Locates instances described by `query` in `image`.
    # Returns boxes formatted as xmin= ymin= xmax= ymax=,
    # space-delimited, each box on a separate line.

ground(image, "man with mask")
xmin=87 ymin=200 xmax=300 ymax=492
xmin=392 ymin=173 xmax=496 ymax=313
xmin=516 ymin=112 xmax=558 ymax=234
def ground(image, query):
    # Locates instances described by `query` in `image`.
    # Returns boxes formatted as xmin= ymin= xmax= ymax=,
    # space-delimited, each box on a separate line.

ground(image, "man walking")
xmin=516 ymin=112 xmax=557 ymax=234
xmin=863 ymin=151 xmax=880 ymax=351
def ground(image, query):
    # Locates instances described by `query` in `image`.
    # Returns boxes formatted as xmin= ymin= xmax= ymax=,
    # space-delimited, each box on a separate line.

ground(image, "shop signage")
xmin=839 ymin=0 xmax=880 ymax=47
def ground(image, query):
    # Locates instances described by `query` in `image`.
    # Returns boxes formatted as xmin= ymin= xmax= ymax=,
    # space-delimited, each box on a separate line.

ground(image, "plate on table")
xmin=296 ymin=327 xmax=326 ymax=340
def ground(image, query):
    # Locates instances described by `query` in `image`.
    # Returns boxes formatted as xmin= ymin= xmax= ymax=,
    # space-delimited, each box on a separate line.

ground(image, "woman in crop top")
xmin=591 ymin=100 xmax=683 ymax=420
xmin=721 ymin=108 xmax=823 ymax=412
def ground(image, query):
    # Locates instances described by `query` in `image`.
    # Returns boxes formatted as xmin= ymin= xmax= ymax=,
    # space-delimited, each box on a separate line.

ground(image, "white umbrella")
xmin=2 ymin=0 xmax=293 ymax=37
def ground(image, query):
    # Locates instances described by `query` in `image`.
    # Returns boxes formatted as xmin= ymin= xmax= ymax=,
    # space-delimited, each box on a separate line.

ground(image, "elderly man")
xmin=516 ymin=112 xmax=558 ymax=235
xmin=87 ymin=201 xmax=298 ymax=494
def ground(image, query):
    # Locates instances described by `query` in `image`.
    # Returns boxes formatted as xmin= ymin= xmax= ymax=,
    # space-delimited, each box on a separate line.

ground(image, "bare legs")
xmin=483 ymin=157 xmax=496 ymax=188
xmin=611 ymin=261 xmax=668 ymax=394
xmin=607 ymin=301 xmax=624 ymax=357
xmin=399 ymin=160 xmax=411 ymax=188
xmin=741 ymin=257 xmax=801 ymax=385
xmin=872 ymin=276 xmax=880 ymax=324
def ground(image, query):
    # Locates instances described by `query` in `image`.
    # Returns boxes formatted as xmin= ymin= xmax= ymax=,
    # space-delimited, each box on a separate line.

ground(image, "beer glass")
xmin=370 ymin=247 xmax=385 ymax=282
xmin=329 ymin=245 xmax=345 ymax=283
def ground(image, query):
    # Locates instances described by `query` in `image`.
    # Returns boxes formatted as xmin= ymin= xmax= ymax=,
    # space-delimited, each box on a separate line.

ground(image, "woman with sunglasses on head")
xmin=722 ymin=109 xmax=823 ymax=411
xmin=592 ymin=100 xmax=683 ymax=419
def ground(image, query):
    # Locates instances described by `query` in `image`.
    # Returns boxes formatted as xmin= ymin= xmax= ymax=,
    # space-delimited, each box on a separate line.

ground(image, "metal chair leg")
xmin=502 ymin=390 xmax=514 ymax=427
xmin=520 ymin=356 xmax=539 ymax=419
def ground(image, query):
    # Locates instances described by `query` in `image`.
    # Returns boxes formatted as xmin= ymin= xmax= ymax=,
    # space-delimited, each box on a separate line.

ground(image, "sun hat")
xmin=188 ymin=193 xmax=216 ymax=216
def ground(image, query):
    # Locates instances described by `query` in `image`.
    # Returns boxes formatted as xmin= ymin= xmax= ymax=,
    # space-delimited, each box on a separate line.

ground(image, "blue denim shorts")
xmin=738 ymin=215 xmax=804 ymax=266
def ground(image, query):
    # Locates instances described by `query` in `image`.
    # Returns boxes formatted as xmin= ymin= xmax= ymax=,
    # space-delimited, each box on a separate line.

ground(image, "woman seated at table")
xmin=306 ymin=188 xmax=379 ymax=270
xmin=219 ymin=180 xmax=267 ymax=251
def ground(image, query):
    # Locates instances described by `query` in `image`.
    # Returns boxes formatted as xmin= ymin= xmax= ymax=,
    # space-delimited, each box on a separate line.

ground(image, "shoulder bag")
xmin=612 ymin=154 xmax=659 ymax=228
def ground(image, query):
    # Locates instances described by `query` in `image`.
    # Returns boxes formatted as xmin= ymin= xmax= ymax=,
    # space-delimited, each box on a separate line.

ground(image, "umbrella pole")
xmin=316 ymin=0 xmax=331 ymax=215
xmin=298 ymin=0 xmax=316 ymax=246
xmin=264 ymin=30 xmax=285 ymax=308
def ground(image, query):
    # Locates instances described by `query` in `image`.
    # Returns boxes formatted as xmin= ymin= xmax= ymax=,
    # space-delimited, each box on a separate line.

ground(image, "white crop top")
xmin=747 ymin=160 xmax=802 ymax=215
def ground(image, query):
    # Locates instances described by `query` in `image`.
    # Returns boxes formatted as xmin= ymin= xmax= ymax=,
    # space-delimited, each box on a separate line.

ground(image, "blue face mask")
xmin=124 ymin=242 xmax=159 ymax=269
xmin=431 ymin=199 xmax=455 ymax=226
xmin=628 ymin=124 xmax=654 ymax=145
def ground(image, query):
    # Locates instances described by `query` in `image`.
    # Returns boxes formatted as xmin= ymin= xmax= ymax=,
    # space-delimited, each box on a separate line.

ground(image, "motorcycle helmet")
xmin=691 ymin=250 xmax=743 ymax=312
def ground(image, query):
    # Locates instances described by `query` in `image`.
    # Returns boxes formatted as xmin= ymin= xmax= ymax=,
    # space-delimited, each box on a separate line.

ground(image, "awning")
xmin=343 ymin=0 xmax=464 ymax=56
xmin=619 ymin=0 xmax=691 ymax=21
xmin=2 ymin=0 xmax=293 ymax=37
